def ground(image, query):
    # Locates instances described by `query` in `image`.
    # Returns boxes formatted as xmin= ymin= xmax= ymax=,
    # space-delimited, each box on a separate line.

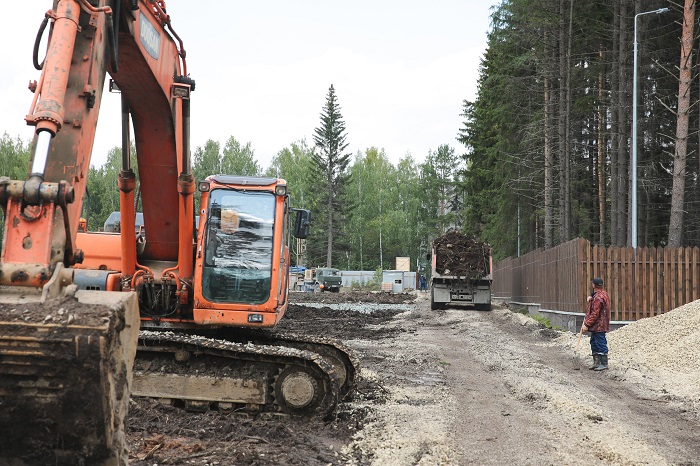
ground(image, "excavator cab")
xmin=201 ymin=190 xmax=275 ymax=304
xmin=192 ymin=174 xmax=309 ymax=326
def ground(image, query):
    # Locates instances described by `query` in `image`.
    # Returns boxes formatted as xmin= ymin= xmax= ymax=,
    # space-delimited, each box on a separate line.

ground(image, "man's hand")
xmin=581 ymin=324 xmax=589 ymax=333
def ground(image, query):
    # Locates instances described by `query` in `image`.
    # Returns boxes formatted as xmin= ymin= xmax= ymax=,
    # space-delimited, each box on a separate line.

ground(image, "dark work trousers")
xmin=589 ymin=331 xmax=608 ymax=355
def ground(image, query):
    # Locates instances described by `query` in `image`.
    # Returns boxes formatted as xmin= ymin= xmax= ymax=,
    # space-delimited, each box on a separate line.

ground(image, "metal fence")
xmin=493 ymin=238 xmax=700 ymax=321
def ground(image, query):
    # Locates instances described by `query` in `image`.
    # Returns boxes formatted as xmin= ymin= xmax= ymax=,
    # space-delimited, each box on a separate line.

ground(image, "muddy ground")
xmin=126 ymin=291 xmax=700 ymax=465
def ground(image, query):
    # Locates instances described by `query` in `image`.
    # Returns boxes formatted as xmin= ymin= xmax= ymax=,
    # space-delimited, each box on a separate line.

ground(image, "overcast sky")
xmin=0 ymin=1 xmax=496 ymax=170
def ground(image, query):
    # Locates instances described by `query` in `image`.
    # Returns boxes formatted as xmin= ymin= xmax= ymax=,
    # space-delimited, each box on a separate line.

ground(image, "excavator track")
xmin=133 ymin=330 xmax=341 ymax=416
xmin=221 ymin=329 xmax=360 ymax=400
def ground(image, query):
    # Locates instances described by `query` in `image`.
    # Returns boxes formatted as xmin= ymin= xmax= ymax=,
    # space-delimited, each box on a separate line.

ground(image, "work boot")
xmin=593 ymin=354 xmax=608 ymax=371
xmin=588 ymin=354 xmax=600 ymax=370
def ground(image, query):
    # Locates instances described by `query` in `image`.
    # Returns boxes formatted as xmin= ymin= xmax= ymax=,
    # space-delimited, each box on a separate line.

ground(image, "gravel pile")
xmin=293 ymin=302 xmax=413 ymax=314
xmin=607 ymin=299 xmax=700 ymax=403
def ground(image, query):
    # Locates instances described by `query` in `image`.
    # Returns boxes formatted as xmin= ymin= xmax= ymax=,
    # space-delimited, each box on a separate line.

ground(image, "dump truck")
xmin=429 ymin=231 xmax=492 ymax=311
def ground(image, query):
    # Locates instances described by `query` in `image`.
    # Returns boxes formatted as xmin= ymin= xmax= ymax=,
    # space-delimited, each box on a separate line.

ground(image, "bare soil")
xmin=123 ymin=290 xmax=700 ymax=465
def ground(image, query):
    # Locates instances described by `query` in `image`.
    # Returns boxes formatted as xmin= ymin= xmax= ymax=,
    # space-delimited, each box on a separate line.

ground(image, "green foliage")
xmin=371 ymin=268 xmax=383 ymax=287
xmin=84 ymin=144 xmax=139 ymax=231
xmin=264 ymin=139 xmax=315 ymax=210
xmin=0 ymin=133 xmax=30 ymax=179
xmin=531 ymin=314 xmax=561 ymax=331
xmin=192 ymin=139 xmax=222 ymax=213
xmin=1 ymin=100 xmax=492 ymax=275
xmin=0 ymin=133 xmax=31 ymax=238
xmin=342 ymin=148 xmax=434 ymax=272
xmin=193 ymin=139 xmax=222 ymax=179
xmin=422 ymin=144 xmax=462 ymax=235
xmin=457 ymin=0 xmax=689 ymax=254
xmin=221 ymin=136 xmax=260 ymax=177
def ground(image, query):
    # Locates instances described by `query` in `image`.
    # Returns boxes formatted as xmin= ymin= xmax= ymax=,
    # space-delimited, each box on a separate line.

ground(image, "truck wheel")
xmin=430 ymin=288 xmax=441 ymax=311
xmin=475 ymin=303 xmax=492 ymax=311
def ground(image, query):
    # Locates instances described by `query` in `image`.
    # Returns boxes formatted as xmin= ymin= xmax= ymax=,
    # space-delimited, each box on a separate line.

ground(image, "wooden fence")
xmin=492 ymin=238 xmax=700 ymax=321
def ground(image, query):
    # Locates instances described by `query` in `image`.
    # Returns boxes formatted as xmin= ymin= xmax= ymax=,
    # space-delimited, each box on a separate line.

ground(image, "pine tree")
xmin=311 ymin=85 xmax=352 ymax=267
xmin=668 ymin=0 xmax=696 ymax=247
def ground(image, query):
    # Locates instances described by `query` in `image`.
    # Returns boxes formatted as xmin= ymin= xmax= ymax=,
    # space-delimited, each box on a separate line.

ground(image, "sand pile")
xmin=608 ymin=299 xmax=700 ymax=402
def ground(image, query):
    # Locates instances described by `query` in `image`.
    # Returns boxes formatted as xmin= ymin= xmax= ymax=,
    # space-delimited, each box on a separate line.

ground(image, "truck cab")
xmin=313 ymin=267 xmax=342 ymax=293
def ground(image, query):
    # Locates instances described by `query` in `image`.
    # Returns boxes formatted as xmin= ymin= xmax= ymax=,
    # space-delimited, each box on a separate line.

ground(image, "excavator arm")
xmin=1 ymin=0 xmax=194 ymax=287
xmin=0 ymin=1 xmax=193 ymax=464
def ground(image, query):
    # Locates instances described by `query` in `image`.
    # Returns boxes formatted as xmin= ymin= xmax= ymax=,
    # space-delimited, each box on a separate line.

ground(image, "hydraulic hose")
xmin=106 ymin=15 xmax=118 ymax=73
xmin=33 ymin=15 xmax=49 ymax=70
xmin=107 ymin=0 xmax=120 ymax=72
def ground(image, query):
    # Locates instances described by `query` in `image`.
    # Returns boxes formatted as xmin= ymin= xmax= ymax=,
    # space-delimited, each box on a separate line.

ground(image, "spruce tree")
xmin=311 ymin=85 xmax=351 ymax=268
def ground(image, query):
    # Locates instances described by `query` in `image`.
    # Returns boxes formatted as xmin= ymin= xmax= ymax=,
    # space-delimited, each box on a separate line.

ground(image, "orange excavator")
xmin=0 ymin=1 xmax=355 ymax=465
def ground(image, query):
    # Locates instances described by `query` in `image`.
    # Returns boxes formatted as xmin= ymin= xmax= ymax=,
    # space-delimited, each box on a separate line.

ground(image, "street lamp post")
xmin=632 ymin=7 xmax=669 ymax=248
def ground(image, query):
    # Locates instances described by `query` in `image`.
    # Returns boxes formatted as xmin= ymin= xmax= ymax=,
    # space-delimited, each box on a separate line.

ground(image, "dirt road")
xmin=127 ymin=291 xmax=700 ymax=465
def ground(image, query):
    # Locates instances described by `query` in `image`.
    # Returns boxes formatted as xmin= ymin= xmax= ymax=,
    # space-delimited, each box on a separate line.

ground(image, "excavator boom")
xmin=0 ymin=1 xmax=188 ymax=463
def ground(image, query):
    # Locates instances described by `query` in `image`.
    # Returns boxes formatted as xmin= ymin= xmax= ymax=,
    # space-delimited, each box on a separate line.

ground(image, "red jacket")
xmin=585 ymin=289 xmax=610 ymax=332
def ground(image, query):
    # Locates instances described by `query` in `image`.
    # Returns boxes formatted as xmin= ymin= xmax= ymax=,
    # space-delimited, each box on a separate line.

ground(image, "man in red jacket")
xmin=582 ymin=277 xmax=611 ymax=371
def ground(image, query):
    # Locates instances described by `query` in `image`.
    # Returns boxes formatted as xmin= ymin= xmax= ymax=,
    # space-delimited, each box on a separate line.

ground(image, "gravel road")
xmin=127 ymin=291 xmax=700 ymax=465
xmin=344 ymin=292 xmax=700 ymax=465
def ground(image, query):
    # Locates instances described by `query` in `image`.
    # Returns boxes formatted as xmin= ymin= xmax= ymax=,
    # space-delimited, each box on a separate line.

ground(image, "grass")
xmin=531 ymin=314 xmax=563 ymax=331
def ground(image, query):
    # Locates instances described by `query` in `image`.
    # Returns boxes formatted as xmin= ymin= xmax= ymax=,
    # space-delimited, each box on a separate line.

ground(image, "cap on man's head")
xmin=592 ymin=277 xmax=604 ymax=287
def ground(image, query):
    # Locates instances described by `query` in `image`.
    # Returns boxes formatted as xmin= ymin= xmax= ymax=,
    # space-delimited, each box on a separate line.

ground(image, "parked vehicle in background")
xmin=312 ymin=267 xmax=342 ymax=292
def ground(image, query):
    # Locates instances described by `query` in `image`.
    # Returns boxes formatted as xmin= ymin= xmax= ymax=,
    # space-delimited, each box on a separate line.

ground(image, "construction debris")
xmin=433 ymin=231 xmax=491 ymax=279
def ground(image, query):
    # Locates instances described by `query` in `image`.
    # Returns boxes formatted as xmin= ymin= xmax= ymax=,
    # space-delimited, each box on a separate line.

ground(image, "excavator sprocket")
xmin=133 ymin=330 xmax=341 ymax=416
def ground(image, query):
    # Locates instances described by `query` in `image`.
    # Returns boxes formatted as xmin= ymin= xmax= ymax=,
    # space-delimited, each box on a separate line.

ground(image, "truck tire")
xmin=430 ymin=287 xmax=442 ymax=311
xmin=475 ymin=303 xmax=492 ymax=311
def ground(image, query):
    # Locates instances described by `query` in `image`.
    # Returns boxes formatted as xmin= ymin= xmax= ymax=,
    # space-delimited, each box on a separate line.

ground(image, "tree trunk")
xmin=564 ymin=0 xmax=573 ymax=241
xmin=544 ymin=58 xmax=554 ymax=249
xmin=598 ymin=46 xmax=606 ymax=245
xmin=617 ymin=0 xmax=629 ymax=246
xmin=610 ymin=0 xmax=620 ymax=246
xmin=668 ymin=0 xmax=696 ymax=247
xmin=558 ymin=0 xmax=567 ymax=244
xmin=327 ymin=171 xmax=333 ymax=267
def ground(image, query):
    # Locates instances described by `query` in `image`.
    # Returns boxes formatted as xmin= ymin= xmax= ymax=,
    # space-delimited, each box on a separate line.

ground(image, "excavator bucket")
xmin=0 ymin=289 xmax=140 ymax=466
